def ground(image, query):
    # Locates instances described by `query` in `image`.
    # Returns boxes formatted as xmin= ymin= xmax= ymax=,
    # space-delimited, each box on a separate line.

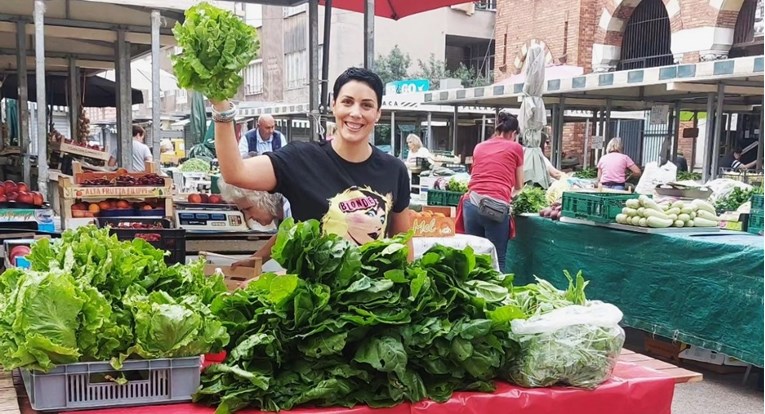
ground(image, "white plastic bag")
xmin=636 ymin=161 xmax=677 ymax=195
xmin=509 ymin=302 xmax=625 ymax=389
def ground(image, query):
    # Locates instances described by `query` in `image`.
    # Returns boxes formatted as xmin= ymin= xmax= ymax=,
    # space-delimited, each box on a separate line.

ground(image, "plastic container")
xmin=747 ymin=210 xmax=763 ymax=235
xmin=134 ymin=208 xmax=167 ymax=217
xmin=751 ymin=194 xmax=763 ymax=212
xmin=21 ymin=357 xmax=201 ymax=412
xmin=107 ymin=227 xmax=186 ymax=265
xmin=561 ymin=192 xmax=641 ymax=224
xmin=99 ymin=209 xmax=136 ymax=218
xmin=427 ymin=190 xmax=464 ymax=207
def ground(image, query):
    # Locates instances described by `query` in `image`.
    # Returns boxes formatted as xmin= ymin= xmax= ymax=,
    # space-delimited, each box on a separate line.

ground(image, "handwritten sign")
xmin=411 ymin=217 xmax=456 ymax=237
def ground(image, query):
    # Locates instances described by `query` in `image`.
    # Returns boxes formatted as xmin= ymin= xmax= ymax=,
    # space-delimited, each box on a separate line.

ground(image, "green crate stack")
xmin=427 ymin=190 xmax=464 ymax=207
xmin=747 ymin=194 xmax=763 ymax=235
xmin=561 ymin=192 xmax=641 ymax=223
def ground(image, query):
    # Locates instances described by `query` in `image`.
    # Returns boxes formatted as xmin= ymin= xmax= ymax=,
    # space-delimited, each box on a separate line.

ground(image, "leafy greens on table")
xmin=195 ymin=219 xmax=624 ymax=413
xmin=0 ymin=226 xmax=228 ymax=371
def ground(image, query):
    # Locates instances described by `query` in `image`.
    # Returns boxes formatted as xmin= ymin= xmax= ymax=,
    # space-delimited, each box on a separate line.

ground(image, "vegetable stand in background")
xmin=506 ymin=215 xmax=764 ymax=366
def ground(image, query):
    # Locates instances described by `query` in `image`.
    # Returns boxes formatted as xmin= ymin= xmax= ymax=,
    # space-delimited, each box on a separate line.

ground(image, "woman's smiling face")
xmin=332 ymin=80 xmax=381 ymax=144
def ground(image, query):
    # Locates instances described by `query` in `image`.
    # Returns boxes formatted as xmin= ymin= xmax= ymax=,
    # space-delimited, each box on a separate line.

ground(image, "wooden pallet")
xmin=620 ymin=348 xmax=703 ymax=384
xmin=0 ymin=371 xmax=20 ymax=414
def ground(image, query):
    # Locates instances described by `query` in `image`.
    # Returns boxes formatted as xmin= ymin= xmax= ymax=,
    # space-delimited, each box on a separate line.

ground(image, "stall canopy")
xmin=1 ymin=74 xmax=144 ymax=107
xmin=319 ymin=0 xmax=479 ymax=20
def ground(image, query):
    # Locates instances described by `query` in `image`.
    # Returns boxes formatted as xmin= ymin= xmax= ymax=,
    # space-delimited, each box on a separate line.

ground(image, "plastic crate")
xmin=751 ymin=194 xmax=763 ymax=212
xmin=747 ymin=210 xmax=763 ymax=235
xmin=427 ymin=189 xmax=463 ymax=207
xmin=108 ymin=227 xmax=186 ymax=265
xmin=97 ymin=217 xmax=172 ymax=229
xmin=22 ymin=357 xmax=201 ymax=412
xmin=561 ymin=192 xmax=641 ymax=223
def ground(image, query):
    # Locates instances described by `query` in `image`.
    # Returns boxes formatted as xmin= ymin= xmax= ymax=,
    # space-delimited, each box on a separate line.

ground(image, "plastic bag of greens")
xmin=508 ymin=302 xmax=625 ymax=389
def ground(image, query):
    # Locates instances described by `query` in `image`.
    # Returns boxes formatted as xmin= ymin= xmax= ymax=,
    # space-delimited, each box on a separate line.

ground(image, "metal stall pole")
xmin=481 ymin=115 xmax=486 ymax=142
xmin=556 ymin=99 xmax=566 ymax=168
xmin=710 ymin=84 xmax=725 ymax=179
xmin=390 ymin=111 xmax=396 ymax=157
xmin=151 ymin=10 xmax=161 ymax=158
xmin=34 ymin=0 xmax=48 ymax=196
xmin=452 ymin=106 xmax=458 ymax=156
xmin=68 ymin=58 xmax=79 ymax=145
xmin=584 ymin=118 xmax=590 ymax=168
xmin=426 ymin=112 xmax=433 ymax=149
xmin=16 ymin=19 xmax=31 ymax=183
xmin=550 ymin=105 xmax=559 ymax=167
xmin=690 ymin=111 xmax=699 ymax=172
xmin=671 ymin=102 xmax=681 ymax=163
xmin=364 ymin=0 xmax=375 ymax=69
xmin=702 ymin=93 xmax=715 ymax=182
xmin=308 ymin=0 xmax=320 ymax=141
xmin=319 ymin=0 xmax=333 ymax=135
xmin=115 ymin=30 xmax=133 ymax=169
xmin=758 ymin=103 xmax=764 ymax=170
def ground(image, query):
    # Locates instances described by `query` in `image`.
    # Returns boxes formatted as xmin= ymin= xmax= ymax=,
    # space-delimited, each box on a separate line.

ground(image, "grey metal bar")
xmin=426 ymin=112 xmax=432 ymax=149
xmin=320 ymin=0 xmax=332 ymax=121
xmin=115 ymin=29 xmax=133 ymax=169
xmin=16 ymin=19 xmax=30 ymax=183
xmin=758 ymin=103 xmax=764 ymax=170
xmin=671 ymin=102 xmax=681 ymax=162
xmin=452 ymin=106 xmax=458 ymax=154
xmin=151 ymin=10 xmax=161 ymax=160
xmin=68 ymin=58 xmax=79 ymax=146
xmin=710 ymin=85 xmax=725 ymax=179
xmin=364 ymin=0 xmax=374 ymax=69
xmin=557 ymin=99 xmax=566 ymax=168
xmin=390 ymin=111 xmax=396 ymax=157
xmin=702 ymin=94 xmax=715 ymax=182
xmin=550 ymin=105 xmax=559 ymax=166
xmin=34 ymin=1 xmax=48 ymax=197
xmin=0 ymin=14 xmax=175 ymax=35
xmin=690 ymin=111 xmax=699 ymax=172
xmin=308 ymin=0 xmax=319 ymax=141
xmin=480 ymin=115 xmax=486 ymax=142
xmin=583 ymin=118 xmax=590 ymax=168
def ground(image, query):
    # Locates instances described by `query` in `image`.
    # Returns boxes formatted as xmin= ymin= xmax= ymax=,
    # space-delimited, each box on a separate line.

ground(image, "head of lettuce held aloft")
xmin=172 ymin=2 xmax=260 ymax=102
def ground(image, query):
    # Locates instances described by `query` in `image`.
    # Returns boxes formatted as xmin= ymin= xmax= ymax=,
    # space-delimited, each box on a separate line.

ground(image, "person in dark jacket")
xmin=238 ymin=114 xmax=287 ymax=157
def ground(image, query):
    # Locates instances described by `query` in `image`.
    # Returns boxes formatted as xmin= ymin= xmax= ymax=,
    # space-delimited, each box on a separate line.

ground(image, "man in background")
xmin=107 ymin=125 xmax=153 ymax=172
xmin=238 ymin=114 xmax=287 ymax=157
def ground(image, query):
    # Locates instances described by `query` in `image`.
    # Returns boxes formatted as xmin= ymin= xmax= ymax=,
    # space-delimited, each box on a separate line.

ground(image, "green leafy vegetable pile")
xmin=172 ymin=2 xmax=260 ymax=101
xmin=512 ymin=186 xmax=548 ymax=215
xmin=0 ymin=226 xmax=229 ymax=371
xmin=180 ymin=158 xmax=212 ymax=174
xmin=195 ymin=218 xmax=517 ymax=412
xmin=676 ymin=171 xmax=702 ymax=181
xmin=446 ymin=178 xmax=468 ymax=193
xmin=194 ymin=219 xmax=624 ymax=413
xmin=714 ymin=186 xmax=754 ymax=213
xmin=573 ymin=167 xmax=597 ymax=179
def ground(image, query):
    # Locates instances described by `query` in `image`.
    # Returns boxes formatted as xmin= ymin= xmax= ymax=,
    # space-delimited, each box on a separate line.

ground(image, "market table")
xmin=506 ymin=215 xmax=764 ymax=366
xmin=63 ymin=361 xmax=675 ymax=414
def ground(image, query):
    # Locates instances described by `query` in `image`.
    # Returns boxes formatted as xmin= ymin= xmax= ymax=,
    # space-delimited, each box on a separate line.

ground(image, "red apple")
xmin=0 ymin=195 xmax=8 ymax=203
xmin=208 ymin=195 xmax=223 ymax=204
xmin=7 ymin=192 xmax=18 ymax=201
xmin=32 ymin=192 xmax=44 ymax=206
xmin=0 ymin=187 xmax=7 ymax=197
xmin=4 ymin=181 xmax=17 ymax=193
xmin=16 ymin=183 xmax=29 ymax=193
xmin=17 ymin=191 xmax=33 ymax=205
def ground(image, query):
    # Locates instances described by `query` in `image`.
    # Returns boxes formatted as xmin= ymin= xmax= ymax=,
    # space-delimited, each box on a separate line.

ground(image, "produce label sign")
xmin=0 ymin=208 xmax=53 ymax=223
xmin=411 ymin=216 xmax=456 ymax=237
xmin=66 ymin=186 xmax=168 ymax=198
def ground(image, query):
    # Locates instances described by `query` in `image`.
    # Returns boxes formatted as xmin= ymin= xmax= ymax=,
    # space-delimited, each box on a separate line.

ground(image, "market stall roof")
xmin=1 ymin=73 xmax=144 ymax=107
xmin=0 ymin=0 xmax=185 ymax=72
xmin=423 ymin=56 xmax=764 ymax=112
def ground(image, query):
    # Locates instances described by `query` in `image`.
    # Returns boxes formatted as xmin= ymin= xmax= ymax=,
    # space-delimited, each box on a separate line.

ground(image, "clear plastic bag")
xmin=508 ymin=302 xmax=626 ymax=389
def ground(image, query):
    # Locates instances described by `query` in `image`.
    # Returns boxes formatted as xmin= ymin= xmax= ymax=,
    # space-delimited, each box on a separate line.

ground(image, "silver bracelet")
xmin=212 ymin=101 xmax=236 ymax=123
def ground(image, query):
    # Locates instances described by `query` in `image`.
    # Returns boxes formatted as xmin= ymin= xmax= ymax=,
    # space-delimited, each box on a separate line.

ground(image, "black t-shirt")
xmin=266 ymin=141 xmax=410 ymax=245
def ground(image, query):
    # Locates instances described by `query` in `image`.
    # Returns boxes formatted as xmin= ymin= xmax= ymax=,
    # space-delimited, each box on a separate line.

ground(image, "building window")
xmin=474 ymin=0 xmax=496 ymax=11
xmin=285 ymin=50 xmax=308 ymax=89
xmin=243 ymin=59 xmax=264 ymax=95
xmin=617 ymin=0 xmax=673 ymax=70
xmin=730 ymin=0 xmax=764 ymax=57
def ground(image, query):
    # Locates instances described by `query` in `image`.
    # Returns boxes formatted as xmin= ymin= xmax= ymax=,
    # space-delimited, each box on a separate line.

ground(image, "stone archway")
xmin=513 ymin=39 xmax=556 ymax=75
xmin=592 ymin=0 xmax=683 ymax=71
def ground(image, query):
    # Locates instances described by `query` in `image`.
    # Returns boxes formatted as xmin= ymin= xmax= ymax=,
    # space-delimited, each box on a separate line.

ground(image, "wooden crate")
xmin=52 ymin=142 xmax=111 ymax=161
xmin=203 ymin=259 xmax=262 ymax=291
xmin=644 ymin=335 xmax=687 ymax=363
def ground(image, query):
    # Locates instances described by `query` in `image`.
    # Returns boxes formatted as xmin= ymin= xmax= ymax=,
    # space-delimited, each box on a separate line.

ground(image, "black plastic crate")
xmin=112 ymin=228 xmax=185 ymax=264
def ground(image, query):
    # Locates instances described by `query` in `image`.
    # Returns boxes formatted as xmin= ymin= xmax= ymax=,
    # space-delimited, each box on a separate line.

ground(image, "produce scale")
xmin=174 ymin=201 xmax=249 ymax=232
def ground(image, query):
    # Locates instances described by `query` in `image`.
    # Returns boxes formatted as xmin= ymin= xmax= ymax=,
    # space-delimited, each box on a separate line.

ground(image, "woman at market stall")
xmin=596 ymin=137 xmax=641 ymax=190
xmin=456 ymin=110 xmax=524 ymax=272
xmin=405 ymin=134 xmax=435 ymax=168
xmin=212 ymin=67 xmax=411 ymax=246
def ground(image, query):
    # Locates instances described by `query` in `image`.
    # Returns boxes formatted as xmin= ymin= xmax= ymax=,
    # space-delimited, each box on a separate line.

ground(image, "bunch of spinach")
xmin=195 ymin=218 xmax=520 ymax=413
xmin=172 ymin=2 xmax=260 ymax=101
xmin=714 ymin=186 xmax=753 ymax=213
xmin=0 ymin=226 xmax=229 ymax=371
xmin=512 ymin=186 xmax=548 ymax=215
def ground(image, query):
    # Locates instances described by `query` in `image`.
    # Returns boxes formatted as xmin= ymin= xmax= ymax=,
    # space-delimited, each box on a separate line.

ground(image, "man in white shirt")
xmin=106 ymin=125 xmax=153 ymax=172
xmin=238 ymin=114 xmax=287 ymax=157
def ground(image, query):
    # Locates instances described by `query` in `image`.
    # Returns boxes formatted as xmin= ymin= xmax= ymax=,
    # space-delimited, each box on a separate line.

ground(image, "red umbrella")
xmin=319 ymin=0 xmax=475 ymax=20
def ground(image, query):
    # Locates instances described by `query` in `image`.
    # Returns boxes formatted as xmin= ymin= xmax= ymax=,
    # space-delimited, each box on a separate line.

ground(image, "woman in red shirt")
xmin=462 ymin=111 xmax=524 ymax=272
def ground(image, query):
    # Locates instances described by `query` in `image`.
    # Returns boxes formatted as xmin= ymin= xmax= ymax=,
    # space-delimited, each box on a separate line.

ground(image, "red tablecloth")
xmin=69 ymin=362 xmax=674 ymax=414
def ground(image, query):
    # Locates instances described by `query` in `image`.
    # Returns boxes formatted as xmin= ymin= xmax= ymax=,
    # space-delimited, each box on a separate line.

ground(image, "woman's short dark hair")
xmin=332 ymin=67 xmax=384 ymax=108
xmin=496 ymin=111 xmax=520 ymax=134
xmin=132 ymin=125 xmax=145 ymax=137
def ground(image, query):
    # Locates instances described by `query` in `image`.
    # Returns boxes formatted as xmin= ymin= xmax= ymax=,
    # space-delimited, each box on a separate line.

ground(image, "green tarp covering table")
xmin=506 ymin=215 xmax=764 ymax=366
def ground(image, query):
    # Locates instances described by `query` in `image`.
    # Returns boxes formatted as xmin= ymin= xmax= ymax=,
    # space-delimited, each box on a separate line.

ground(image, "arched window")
xmin=730 ymin=0 xmax=763 ymax=58
xmin=618 ymin=0 xmax=674 ymax=70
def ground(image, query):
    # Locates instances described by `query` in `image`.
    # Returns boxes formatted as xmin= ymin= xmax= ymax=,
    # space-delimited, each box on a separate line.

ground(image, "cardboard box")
xmin=203 ymin=258 xmax=262 ymax=291
xmin=411 ymin=215 xmax=456 ymax=237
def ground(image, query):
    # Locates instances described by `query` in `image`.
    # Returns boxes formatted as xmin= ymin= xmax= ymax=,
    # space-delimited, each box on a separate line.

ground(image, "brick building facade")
xmin=493 ymin=0 xmax=759 ymax=164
